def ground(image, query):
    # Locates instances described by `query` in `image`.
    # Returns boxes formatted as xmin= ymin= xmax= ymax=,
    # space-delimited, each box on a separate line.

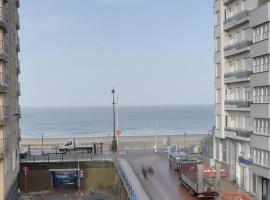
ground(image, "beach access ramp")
xmin=115 ymin=158 xmax=150 ymax=200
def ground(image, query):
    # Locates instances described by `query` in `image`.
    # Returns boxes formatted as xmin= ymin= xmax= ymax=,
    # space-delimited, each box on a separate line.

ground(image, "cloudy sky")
xmin=20 ymin=0 xmax=214 ymax=107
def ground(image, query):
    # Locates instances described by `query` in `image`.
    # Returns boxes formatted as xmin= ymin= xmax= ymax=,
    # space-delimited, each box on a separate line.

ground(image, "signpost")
xmin=23 ymin=165 xmax=29 ymax=192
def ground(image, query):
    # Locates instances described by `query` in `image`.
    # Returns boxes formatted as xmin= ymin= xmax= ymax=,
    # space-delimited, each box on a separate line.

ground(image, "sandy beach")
xmin=20 ymin=133 xmax=208 ymax=150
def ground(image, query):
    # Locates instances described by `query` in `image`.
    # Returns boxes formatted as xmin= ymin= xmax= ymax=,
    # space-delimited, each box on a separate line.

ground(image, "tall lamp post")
xmin=111 ymin=88 xmax=117 ymax=152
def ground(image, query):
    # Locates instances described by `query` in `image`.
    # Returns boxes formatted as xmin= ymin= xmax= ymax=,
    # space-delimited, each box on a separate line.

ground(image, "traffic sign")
xmin=23 ymin=166 xmax=29 ymax=174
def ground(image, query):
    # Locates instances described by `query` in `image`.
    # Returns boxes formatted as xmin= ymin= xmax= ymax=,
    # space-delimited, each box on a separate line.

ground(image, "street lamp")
xmin=111 ymin=88 xmax=117 ymax=152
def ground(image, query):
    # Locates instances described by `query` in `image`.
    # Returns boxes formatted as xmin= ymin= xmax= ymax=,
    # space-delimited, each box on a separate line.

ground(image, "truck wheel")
xmin=189 ymin=189 xmax=195 ymax=196
xmin=63 ymin=149 xmax=68 ymax=154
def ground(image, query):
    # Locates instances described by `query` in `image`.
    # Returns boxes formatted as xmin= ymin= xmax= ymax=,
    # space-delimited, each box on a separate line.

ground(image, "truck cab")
xmin=169 ymin=152 xmax=189 ymax=171
xmin=58 ymin=141 xmax=73 ymax=152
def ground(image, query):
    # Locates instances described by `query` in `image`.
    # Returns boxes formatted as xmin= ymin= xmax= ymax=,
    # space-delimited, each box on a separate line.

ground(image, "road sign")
xmin=23 ymin=165 xmax=29 ymax=174
xmin=116 ymin=128 xmax=121 ymax=136
xmin=220 ymin=193 xmax=250 ymax=200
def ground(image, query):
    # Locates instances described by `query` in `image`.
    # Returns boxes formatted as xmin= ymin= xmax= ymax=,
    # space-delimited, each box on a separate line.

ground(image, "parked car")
xmin=169 ymin=152 xmax=188 ymax=171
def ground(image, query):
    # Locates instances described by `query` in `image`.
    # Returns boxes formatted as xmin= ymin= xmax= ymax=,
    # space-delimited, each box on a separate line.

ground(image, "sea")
xmin=20 ymin=105 xmax=214 ymax=138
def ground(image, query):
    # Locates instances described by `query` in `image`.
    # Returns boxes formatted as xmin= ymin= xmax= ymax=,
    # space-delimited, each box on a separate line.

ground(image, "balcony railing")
xmin=0 ymin=7 xmax=8 ymax=32
xmin=253 ymin=96 xmax=270 ymax=104
xmin=223 ymin=10 xmax=249 ymax=30
xmin=253 ymin=32 xmax=270 ymax=43
xmin=224 ymin=69 xmax=252 ymax=83
xmin=16 ymin=35 xmax=20 ymax=52
xmin=223 ymin=0 xmax=236 ymax=5
xmin=224 ymin=99 xmax=250 ymax=110
xmin=17 ymin=82 xmax=20 ymax=96
xmin=252 ymin=156 xmax=270 ymax=168
xmin=17 ymin=59 xmax=20 ymax=74
xmin=253 ymin=127 xmax=270 ymax=136
xmin=14 ymin=105 xmax=20 ymax=116
xmin=225 ymin=126 xmax=252 ymax=141
xmin=0 ymin=73 xmax=8 ymax=89
xmin=16 ymin=12 xmax=20 ymax=30
xmin=224 ymin=40 xmax=252 ymax=53
xmin=253 ymin=64 xmax=270 ymax=73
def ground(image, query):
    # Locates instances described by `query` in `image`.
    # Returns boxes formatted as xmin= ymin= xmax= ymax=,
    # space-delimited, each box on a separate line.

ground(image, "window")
xmin=252 ymin=174 xmax=257 ymax=194
xmin=215 ymin=37 xmax=221 ymax=52
xmin=254 ymin=118 xmax=270 ymax=135
xmin=253 ymin=22 xmax=270 ymax=43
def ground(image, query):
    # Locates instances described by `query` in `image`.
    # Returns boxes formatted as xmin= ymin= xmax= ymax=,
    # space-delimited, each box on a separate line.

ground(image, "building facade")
xmin=0 ymin=0 xmax=20 ymax=199
xmin=214 ymin=0 xmax=270 ymax=199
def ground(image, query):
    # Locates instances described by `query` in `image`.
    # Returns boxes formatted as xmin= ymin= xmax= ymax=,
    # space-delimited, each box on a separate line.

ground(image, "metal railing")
xmin=0 ymin=73 xmax=8 ymax=88
xmin=253 ymin=96 xmax=270 ymax=103
xmin=253 ymin=127 xmax=270 ymax=135
xmin=224 ymin=69 xmax=252 ymax=82
xmin=253 ymin=64 xmax=270 ymax=73
xmin=224 ymin=99 xmax=250 ymax=108
xmin=224 ymin=40 xmax=252 ymax=52
xmin=0 ymin=106 xmax=8 ymax=120
xmin=252 ymin=156 xmax=270 ymax=168
xmin=224 ymin=10 xmax=249 ymax=26
xmin=114 ymin=159 xmax=136 ymax=200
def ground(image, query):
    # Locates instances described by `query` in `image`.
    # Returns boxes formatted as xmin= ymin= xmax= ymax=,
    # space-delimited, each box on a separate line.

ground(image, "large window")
xmin=253 ymin=54 xmax=270 ymax=73
xmin=253 ymin=86 xmax=270 ymax=103
xmin=253 ymin=22 xmax=270 ymax=43
xmin=254 ymin=118 xmax=270 ymax=135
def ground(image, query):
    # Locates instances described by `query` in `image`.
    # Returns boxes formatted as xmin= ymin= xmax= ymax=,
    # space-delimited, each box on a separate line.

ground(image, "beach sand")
xmin=20 ymin=133 xmax=207 ymax=150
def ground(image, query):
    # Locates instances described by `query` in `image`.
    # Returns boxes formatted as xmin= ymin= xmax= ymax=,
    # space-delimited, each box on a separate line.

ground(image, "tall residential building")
xmin=0 ymin=0 xmax=20 ymax=199
xmin=214 ymin=0 xmax=270 ymax=199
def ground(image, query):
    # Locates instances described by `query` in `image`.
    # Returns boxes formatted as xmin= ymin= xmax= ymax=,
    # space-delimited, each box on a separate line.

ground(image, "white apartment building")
xmin=214 ymin=0 xmax=270 ymax=199
xmin=0 ymin=0 xmax=21 ymax=199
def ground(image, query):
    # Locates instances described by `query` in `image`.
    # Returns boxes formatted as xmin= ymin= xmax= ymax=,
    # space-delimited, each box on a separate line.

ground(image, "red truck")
xmin=178 ymin=160 xmax=219 ymax=198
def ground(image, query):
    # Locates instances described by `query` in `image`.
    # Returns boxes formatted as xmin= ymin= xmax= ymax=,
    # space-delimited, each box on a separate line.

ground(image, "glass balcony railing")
xmin=253 ymin=96 xmax=270 ymax=103
xmin=224 ymin=40 xmax=252 ymax=53
xmin=224 ymin=69 xmax=252 ymax=83
xmin=224 ymin=99 xmax=250 ymax=109
xmin=253 ymin=127 xmax=270 ymax=135
xmin=223 ymin=10 xmax=249 ymax=26
xmin=17 ymin=82 xmax=20 ymax=96
xmin=17 ymin=59 xmax=20 ymax=74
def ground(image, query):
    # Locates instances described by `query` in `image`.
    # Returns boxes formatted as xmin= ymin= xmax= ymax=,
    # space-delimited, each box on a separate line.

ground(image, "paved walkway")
xmin=119 ymin=159 xmax=150 ymax=200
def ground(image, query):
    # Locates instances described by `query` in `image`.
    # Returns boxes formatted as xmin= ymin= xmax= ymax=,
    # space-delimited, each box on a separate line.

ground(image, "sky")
xmin=20 ymin=0 xmax=214 ymax=107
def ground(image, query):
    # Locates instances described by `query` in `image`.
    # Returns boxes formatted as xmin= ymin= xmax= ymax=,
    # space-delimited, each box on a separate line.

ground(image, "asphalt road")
xmin=127 ymin=152 xmax=199 ymax=200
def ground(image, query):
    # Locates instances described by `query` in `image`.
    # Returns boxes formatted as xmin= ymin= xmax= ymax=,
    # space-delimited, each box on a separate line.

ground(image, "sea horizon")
xmin=20 ymin=105 xmax=214 ymax=138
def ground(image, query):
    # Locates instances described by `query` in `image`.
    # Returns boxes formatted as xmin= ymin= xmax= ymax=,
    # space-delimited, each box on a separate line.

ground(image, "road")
xmin=127 ymin=152 xmax=199 ymax=200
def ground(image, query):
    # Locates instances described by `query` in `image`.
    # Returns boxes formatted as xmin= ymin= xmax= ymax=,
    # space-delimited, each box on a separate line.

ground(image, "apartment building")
xmin=214 ymin=0 xmax=270 ymax=199
xmin=0 ymin=0 xmax=21 ymax=199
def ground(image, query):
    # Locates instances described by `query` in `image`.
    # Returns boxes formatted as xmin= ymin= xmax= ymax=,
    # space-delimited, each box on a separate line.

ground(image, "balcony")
xmin=16 ymin=35 xmax=20 ymax=52
xmin=0 ymin=40 xmax=8 ymax=62
xmin=16 ymin=82 xmax=20 ymax=96
xmin=0 ymin=73 xmax=8 ymax=93
xmin=14 ymin=105 xmax=20 ymax=117
xmin=16 ymin=12 xmax=20 ymax=30
xmin=253 ymin=96 xmax=270 ymax=104
xmin=0 ymin=106 xmax=8 ymax=125
xmin=253 ymin=127 xmax=270 ymax=136
xmin=17 ymin=59 xmax=20 ymax=74
xmin=0 ymin=7 xmax=7 ymax=32
xmin=223 ymin=10 xmax=249 ymax=31
xmin=224 ymin=70 xmax=252 ymax=83
xmin=225 ymin=126 xmax=252 ymax=141
xmin=16 ymin=0 xmax=20 ymax=8
xmin=252 ymin=161 xmax=270 ymax=179
xmin=224 ymin=40 xmax=252 ymax=57
xmin=224 ymin=100 xmax=250 ymax=111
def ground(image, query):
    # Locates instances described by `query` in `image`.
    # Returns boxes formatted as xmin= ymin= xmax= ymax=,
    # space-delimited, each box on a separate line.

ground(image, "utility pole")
xmin=111 ymin=88 xmax=117 ymax=152
xmin=154 ymin=118 xmax=159 ymax=153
